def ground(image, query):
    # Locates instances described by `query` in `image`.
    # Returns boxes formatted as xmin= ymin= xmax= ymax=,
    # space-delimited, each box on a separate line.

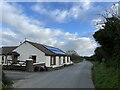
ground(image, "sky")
xmin=0 ymin=1 xmax=118 ymax=56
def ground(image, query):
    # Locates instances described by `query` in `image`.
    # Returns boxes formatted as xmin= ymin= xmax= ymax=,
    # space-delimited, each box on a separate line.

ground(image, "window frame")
xmin=50 ymin=56 xmax=56 ymax=65
xmin=67 ymin=56 xmax=69 ymax=63
xmin=63 ymin=56 xmax=65 ymax=63
xmin=31 ymin=55 xmax=37 ymax=63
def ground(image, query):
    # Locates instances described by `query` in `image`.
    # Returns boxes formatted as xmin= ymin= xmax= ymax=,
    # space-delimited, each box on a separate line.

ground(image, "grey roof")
xmin=24 ymin=41 xmax=67 ymax=56
xmin=0 ymin=46 xmax=18 ymax=55
xmin=26 ymin=41 xmax=55 ymax=55
xmin=0 ymin=41 xmax=67 ymax=56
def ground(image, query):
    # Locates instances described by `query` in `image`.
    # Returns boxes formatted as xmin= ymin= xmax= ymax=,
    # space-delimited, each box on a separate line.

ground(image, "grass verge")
xmin=92 ymin=61 xmax=118 ymax=89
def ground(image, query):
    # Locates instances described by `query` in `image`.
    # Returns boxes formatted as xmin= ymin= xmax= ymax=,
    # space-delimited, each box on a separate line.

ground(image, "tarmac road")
xmin=5 ymin=60 xmax=94 ymax=88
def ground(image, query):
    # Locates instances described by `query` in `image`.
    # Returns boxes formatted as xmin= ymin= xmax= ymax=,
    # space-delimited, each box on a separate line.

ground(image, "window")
xmin=50 ymin=56 xmax=56 ymax=65
xmin=63 ymin=56 xmax=65 ymax=63
xmin=31 ymin=55 xmax=36 ymax=63
xmin=2 ymin=56 xmax=4 ymax=60
xmin=2 ymin=56 xmax=4 ymax=64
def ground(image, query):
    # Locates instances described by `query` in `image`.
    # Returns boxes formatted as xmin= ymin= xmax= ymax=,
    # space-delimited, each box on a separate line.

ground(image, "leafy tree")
xmin=93 ymin=3 xmax=120 ymax=68
xmin=66 ymin=50 xmax=79 ymax=56
xmin=93 ymin=17 xmax=120 ymax=60
xmin=66 ymin=50 xmax=84 ymax=63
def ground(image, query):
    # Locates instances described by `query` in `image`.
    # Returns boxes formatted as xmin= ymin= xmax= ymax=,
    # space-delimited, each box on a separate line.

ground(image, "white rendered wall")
xmin=56 ymin=56 xmax=59 ymax=66
xmin=7 ymin=55 xmax=12 ymax=60
xmin=0 ymin=55 xmax=6 ymax=64
xmin=13 ymin=42 xmax=46 ymax=63
xmin=65 ymin=56 xmax=67 ymax=64
xmin=68 ymin=56 xmax=71 ymax=62
xmin=61 ymin=56 xmax=63 ymax=65
xmin=45 ymin=56 xmax=51 ymax=67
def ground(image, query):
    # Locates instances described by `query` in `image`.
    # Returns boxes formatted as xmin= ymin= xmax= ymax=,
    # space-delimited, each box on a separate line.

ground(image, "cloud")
xmin=31 ymin=2 xmax=91 ymax=23
xmin=91 ymin=2 xmax=119 ymax=32
xmin=91 ymin=18 xmax=105 ymax=31
xmin=1 ymin=2 xmax=97 ymax=56
xmin=59 ymin=37 xmax=97 ymax=56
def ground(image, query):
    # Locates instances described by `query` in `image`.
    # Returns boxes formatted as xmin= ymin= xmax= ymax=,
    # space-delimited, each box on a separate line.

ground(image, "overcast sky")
xmin=0 ymin=1 xmax=117 ymax=56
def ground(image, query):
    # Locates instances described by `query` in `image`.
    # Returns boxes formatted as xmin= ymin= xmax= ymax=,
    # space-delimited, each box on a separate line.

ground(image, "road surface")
xmin=5 ymin=61 xmax=94 ymax=88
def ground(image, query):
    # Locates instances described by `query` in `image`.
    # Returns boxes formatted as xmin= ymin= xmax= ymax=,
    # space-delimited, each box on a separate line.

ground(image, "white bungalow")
xmin=0 ymin=41 xmax=72 ymax=68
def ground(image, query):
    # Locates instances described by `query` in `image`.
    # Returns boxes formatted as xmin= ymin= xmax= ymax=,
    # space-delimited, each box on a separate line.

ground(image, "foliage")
xmin=66 ymin=50 xmax=79 ymax=56
xmin=91 ymin=3 xmax=119 ymax=89
xmin=93 ymin=16 xmax=120 ymax=68
xmin=92 ymin=62 xmax=118 ymax=88
xmin=2 ymin=71 xmax=13 ymax=90
xmin=93 ymin=17 xmax=120 ymax=59
xmin=70 ymin=54 xmax=84 ymax=63
xmin=66 ymin=50 xmax=84 ymax=63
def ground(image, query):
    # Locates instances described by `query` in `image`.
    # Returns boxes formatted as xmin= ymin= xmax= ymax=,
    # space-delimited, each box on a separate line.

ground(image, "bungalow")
xmin=0 ymin=41 xmax=72 ymax=68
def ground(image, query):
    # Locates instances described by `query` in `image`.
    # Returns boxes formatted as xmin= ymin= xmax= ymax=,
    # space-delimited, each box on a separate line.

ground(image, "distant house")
xmin=0 ymin=41 xmax=72 ymax=68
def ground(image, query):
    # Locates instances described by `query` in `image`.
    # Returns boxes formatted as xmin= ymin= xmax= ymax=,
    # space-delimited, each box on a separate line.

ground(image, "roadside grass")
xmin=1 ymin=83 xmax=10 ymax=90
xmin=2 ymin=71 xmax=13 ymax=90
xmin=92 ymin=61 xmax=118 ymax=89
xmin=0 ymin=82 xmax=2 ymax=90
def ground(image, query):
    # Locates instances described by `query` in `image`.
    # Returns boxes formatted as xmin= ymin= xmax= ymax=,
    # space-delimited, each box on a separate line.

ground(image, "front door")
xmin=12 ymin=55 xmax=18 ymax=64
xmin=31 ymin=56 xmax=36 ymax=63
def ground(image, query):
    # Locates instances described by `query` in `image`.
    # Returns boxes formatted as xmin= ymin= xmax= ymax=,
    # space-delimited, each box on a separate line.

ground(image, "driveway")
xmin=5 ymin=60 xmax=94 ymax=88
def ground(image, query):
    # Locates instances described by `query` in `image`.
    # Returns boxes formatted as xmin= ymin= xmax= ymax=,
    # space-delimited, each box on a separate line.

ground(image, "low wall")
xmin=2 ymin=63 xmax=46 ymax=71
xmin=3 ymin=65 xmax=26 ymax=71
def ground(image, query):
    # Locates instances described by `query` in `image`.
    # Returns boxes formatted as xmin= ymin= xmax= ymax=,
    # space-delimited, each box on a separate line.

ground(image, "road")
xmin=5 ymin=61 xmax=94 ymax=88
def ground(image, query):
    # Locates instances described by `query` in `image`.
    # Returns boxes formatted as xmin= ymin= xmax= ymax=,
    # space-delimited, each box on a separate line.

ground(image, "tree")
xmin=93 ymin=16 xmax=120 ymax=59
xmin=66 ymin=50 xmax=79 ymax=56
xmin=66 ymin=50 xmax=83 ymax=63
xmin=94 ymin=47 xmax=105 ymax=63
xmin=93 ymin=3 xmax=120 ymax=68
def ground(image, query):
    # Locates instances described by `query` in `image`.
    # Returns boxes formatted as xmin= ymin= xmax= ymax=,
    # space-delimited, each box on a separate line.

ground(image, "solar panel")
xmin=44 ymin=45 xmax=65 ymax=55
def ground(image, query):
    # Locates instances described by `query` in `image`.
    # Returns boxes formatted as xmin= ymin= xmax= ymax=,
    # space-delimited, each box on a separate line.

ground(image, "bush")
xmin=71 ymin=55 xmax=83 ymax=63
xmin=105 ymin=56 xmax=118 ymax=69
xmin=92 ymin=62 xmax=118 ymax=88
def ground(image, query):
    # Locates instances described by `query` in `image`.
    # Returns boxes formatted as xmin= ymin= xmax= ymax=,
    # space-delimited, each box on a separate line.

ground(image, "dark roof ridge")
xmin=25 ymin=40 xmax=56 ymax=48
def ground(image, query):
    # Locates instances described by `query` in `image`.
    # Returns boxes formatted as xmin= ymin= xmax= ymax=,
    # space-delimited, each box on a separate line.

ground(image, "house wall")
xmin=7 ymin=55 xmax=12 ymax=60
xmin=0 ymin=55 xmax=21 ymax=65
xmin=50 ymin=56 xmax=72 ymax=68
xmin=61 ymin=56 xmax=63 ymax=65
xmin=45 ymin=56 xmax=51 ymax=67
xmin=56 ymin=56 xmax=59 ymax=66
xmin=68 ymin=56 xmax=71 ymax=62
xmin=65 ymin=56 xmax=67 ymax=64
xmin=0 ymin=55 xmax=6 ymax=64
xmin=51 ymin=56 xmax=60 ymax=68
xmin=13 ymin=42 xmax=46 ymax=64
